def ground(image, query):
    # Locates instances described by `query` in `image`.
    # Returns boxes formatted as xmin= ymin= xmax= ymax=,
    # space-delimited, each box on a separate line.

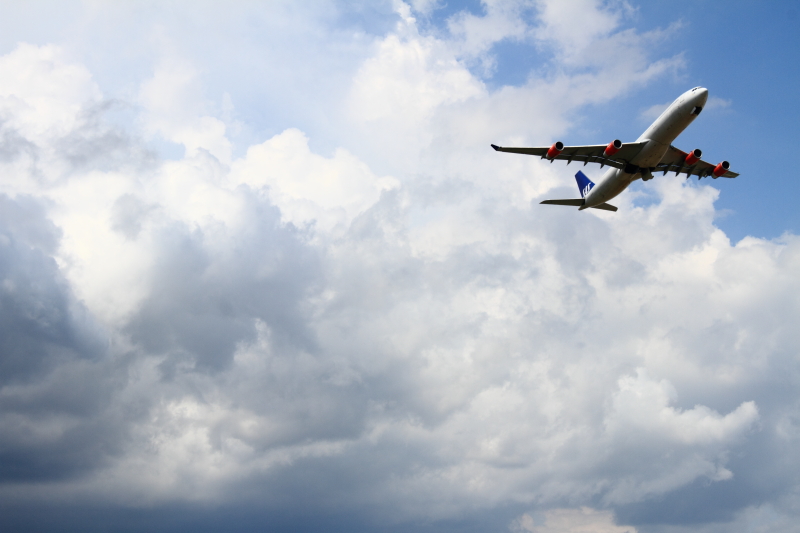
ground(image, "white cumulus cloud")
xmin=0 ymin=2 xmax=797 ymax=533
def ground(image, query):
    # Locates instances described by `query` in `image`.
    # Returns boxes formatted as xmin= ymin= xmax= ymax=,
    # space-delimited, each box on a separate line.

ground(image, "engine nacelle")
xmin=546 ymin=141 xmax=564 ymax=159
xmin=712 ymin=161 xmax=730 ymax=178
xmin=603 ymin=139 xmax=622 ymax=157
xmin=685 ymin=148 xmax=702 ymax=166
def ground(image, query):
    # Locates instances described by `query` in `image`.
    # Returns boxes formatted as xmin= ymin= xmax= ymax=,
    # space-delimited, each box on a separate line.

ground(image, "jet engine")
xmin=712 ymin=161 xmax=730 ymax=178
xmin=603 ymin=139 xmax=622 ymax=157
xmin=685 ymin=149 xmax=702 ymax=166
xmin=546 ymin=142 xmax=564 ymax=159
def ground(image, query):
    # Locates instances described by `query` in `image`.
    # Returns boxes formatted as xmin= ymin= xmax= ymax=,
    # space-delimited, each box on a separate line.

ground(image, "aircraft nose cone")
xmin=695 ymin=87 xmax=708 ymax=105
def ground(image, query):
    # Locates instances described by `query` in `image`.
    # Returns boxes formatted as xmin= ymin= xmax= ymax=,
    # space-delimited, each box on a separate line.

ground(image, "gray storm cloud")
xmin=0 ymin=2 xmax=798 ymax=533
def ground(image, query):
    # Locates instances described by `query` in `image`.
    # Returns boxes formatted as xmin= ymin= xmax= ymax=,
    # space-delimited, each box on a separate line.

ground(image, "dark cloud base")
xmin=0 ymin=502 xmax=527 ymax=533
xmin=0 ymin=194 xmax=120 ymax=483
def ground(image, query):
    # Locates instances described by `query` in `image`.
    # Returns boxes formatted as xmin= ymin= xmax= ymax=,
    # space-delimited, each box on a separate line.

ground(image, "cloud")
xmin=0 ymin=194 xmax=113 ymax=483
xmin=445 ymin=0 xmax=533 ymax=65
xmin=640 ymin=101 xmax=670 ymax=122
xmin=138 ymin=53 xmax=233 ymax=164
xmin=0 ymin=2 xmax=798 ymax=532
xmin=0 ymin=43 xmax=101 ymax=141
xmin=511 ymin=507 xmax=637 ymax=533
xmin=705 ymin=95 xmax=731 ymax=111
xmin=231 ymin=128 xmax=400 ymax=232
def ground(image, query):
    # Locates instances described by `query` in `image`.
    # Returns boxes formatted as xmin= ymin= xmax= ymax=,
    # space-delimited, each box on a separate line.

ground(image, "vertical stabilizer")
xmin=575 ymin=171 xmax=594 ymax=198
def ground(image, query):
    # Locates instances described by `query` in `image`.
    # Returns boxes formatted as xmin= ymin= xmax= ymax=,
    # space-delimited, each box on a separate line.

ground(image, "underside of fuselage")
xmin=581 ymin=168 xmax=631 ymax=209
xmin=583 ymin=89 xmax=710 ymax=208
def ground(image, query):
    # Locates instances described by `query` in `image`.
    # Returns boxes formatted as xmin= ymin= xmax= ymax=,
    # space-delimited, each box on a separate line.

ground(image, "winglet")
xmin=491 ymin=144 xmax=501 ymax=151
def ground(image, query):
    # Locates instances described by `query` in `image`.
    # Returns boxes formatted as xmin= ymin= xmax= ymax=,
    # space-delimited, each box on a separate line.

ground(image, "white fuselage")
xmin=580 ymin=87 xmax=709 ymax=209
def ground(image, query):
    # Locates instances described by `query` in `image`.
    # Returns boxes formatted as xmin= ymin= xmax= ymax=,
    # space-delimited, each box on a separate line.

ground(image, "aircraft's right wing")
xmin=491 ymin=141 xmax=648 ymax=170
xmin=655 ymin=145 xmax=739 ymax=178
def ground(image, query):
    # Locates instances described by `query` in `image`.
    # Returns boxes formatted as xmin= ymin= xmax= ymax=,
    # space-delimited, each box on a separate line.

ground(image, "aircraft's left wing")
xmin=655 ymin=145 xmax=739 ymax=178
xmin=491 ymin=141 xmax=648 ymax=170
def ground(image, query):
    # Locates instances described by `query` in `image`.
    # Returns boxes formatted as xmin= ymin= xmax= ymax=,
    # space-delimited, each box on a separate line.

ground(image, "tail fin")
xmin=575 ymin=171 xmax=594 ymax=198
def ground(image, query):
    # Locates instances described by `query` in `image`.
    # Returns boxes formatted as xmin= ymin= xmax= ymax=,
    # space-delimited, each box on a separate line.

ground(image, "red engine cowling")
xmin=685 ymin=148 xmax=702 ymax=166
xmin=603 ymin=139 xmax=622 ymax=157
xmin=546 ymin=141 xmax=564 ymax=159
xmin=712 ymin=161 xmax=730 ymax=177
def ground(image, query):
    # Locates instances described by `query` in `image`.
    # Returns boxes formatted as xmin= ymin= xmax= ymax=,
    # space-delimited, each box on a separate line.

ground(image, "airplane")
xmin=490 ymin=87 xmax=738 ymax=212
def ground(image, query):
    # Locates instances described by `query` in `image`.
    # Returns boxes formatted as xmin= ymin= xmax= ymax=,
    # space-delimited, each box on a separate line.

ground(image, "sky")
xmin=0 ymin=1 xmax=798 ymax=532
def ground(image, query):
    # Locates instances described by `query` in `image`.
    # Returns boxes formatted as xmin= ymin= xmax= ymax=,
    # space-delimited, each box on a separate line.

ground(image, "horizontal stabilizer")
xmin=540 ymin=199 xmax=584 ymax=206
xmin=590 ymin=202 xmax=618 ymax=212
xmin=540 ymin=199 xmax=618 ymax=212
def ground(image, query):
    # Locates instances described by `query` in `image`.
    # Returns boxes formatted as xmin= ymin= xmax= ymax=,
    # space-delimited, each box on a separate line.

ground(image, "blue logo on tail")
xmin=575 ymin=171 xmax=594 ymax=198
